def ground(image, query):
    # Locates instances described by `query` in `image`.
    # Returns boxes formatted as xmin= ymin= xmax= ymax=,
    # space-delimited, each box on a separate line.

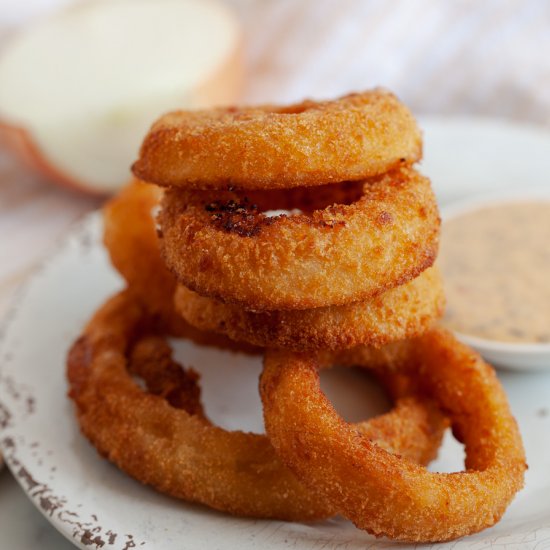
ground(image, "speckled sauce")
xmin=440 ymin=201 xmax=550 ymax=343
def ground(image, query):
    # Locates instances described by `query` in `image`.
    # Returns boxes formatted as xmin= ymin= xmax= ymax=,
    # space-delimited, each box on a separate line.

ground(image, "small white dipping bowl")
xmin=441 ymin=189 xmax=550 ymax=371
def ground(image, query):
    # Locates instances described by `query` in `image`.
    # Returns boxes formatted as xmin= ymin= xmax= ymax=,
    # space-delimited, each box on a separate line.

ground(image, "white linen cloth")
xmin=230 ymin=0 xmax=550 ymax=126
xmin=2 ymin=0 xmax=549 ymax=123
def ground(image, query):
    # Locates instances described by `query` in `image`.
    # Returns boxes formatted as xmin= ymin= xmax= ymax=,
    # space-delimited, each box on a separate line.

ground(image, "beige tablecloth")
xmin=1 ymin=0 xmax=549 ymax=314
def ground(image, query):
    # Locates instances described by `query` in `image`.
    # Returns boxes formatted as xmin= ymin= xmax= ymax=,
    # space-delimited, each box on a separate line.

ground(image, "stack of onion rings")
xmin=66 ymin=89 xmax=525 ymax=543
xmin=145 ymin=93 xmax=442 ymax=351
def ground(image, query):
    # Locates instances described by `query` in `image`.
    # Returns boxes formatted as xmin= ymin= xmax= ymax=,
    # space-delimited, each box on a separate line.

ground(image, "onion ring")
xmin=67 ymin=291 xmax=448 ymax=521
xmin=103 ymin=179 xmax=174 ymax=318
xmin=173 ymin=265 xmax=444 ymax=351
xmin=260 ymin=329 xmax=526 ymax=542
xmin=159 ymin=166 xmax=440 ymax=310
xmin=103 ymin=179 xmax=260 ymax=353
xmin=132 ymin=90 xmax=422 ymax=190
xmin=128 ymin=336 xmax=205 ymax=420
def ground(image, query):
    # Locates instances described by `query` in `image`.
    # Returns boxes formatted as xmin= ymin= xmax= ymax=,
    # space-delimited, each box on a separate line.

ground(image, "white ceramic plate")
xmin=1 ymin=118 xmax=550 ymax=549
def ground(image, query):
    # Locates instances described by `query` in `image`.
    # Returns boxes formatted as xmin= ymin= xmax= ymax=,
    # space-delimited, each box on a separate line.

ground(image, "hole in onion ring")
xmin=169 ymin=338 xmax=264 ymax=433
xmin=427 ymin=432 xmax=465 ymax=474
xmin=166 ymin=340 xmax=396 ymax=433
xmin=199 ymin=180 xmax=372 ymax=236
xmin=320 ymin=368 xmax=391 ymax=424
xmin=197 ymin=181 xmax=380 ymax=237
xmin=208 ymin=180 xmax=366 ymax=215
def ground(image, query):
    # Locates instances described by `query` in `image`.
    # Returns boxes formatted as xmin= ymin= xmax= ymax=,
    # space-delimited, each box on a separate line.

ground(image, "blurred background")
xmin=1 ymin=0 xmax=549 ymax=315
xmin=0 ymin=1 xmax=549 ymax=547
xmin=2 ymin=0 xmax=548 ymax=119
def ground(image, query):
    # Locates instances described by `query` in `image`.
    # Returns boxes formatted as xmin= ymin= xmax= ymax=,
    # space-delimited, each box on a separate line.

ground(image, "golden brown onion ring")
xmin=103 ymin=179 xmax=260 ymax=353
xmin=67 ymin=291 xmax=448 ymax=521
xmin=103 ymin=179 xmax=174 ymax=319
xmin=132 ymin=90 xmax=422 ymax=190
xmin=159 ymin=166 xmax=440 ymax=310
xmin=128 ymin=336 xmax=205 ymax=420
xmin=173 ymin=265 xmax=444 ymax=351
xmin=261 ymin=329 xmax=526 ymax=542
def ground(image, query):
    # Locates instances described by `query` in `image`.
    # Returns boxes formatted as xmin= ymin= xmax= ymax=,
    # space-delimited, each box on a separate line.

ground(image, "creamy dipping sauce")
xmin=440 ymin=201 xmax=550 ymax=344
